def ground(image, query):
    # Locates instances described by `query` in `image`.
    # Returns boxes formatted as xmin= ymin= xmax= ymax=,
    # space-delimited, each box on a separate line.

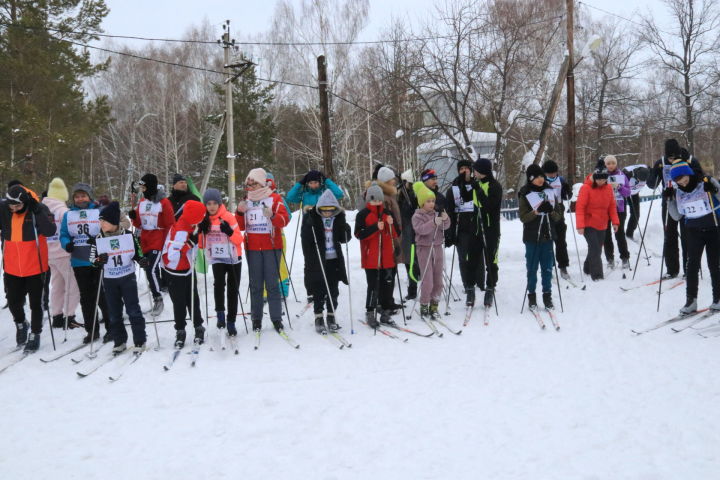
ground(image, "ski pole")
xmin=657 ymin=194 xmax=669 ymax=312
xmin=550 ymin=241 xmax=564 ymax=313
xmin=706 ymin=178 xmax=719 ymax=227
xmin=373 ymin=224 xmax=383 ymax=330
xmin=395 ymin=267 xmax=408 ymax=326
xmin=477 ymin=207 xmax=499 ymax=315
xmin=88 ymin=268 xmax=104 ymax=358
xmin=344 ymin=231 xmax=355 ymax=334
xmin=226 ymin=236 xmax=249 ymax=334
xmin=632 ymin=185 xmax=659 ymax=281
xmin=62 ymin=267 xmax=71 ymax=342
xmin=629 ymin=195 xmax=650 ymax=264
xmin=444 ymin=222 xmax=459 ymax=314
xmin=288 ymin=200 xmax=303 ymax=277
xmin=567 ymin=200 xmax=586 ymax=285
xmin=31 ymin=212 xmax=56 ymax=350
xmin=201 ymin=236 xmax=209 ymax=330
xmin=309 ymin=217 xmax=336 ymax=333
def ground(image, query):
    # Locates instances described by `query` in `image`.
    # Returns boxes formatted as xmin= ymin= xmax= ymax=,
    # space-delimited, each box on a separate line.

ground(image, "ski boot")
xmin=542 ymin=291 xmax=554 ymax=310
xmin=23 ymin=333 xmax=40 ymax=353
xmin=216 ymin=311 xmax=226 ymax=329
xmin=132 ymin=343 xmax=146 ymax=353
xmin=327 ymin=313 xmax=340 ymax=332
xmin=67 ymin=315 xmax=82 ymax=329
xmin=711 ymin=299 xmax=720 ymax=311
xmin=194 ymin=325 xmax=206 ymax=344
xmin=15 ymin=321 xmax=29 ymax=346
xmin=51 ymin=314 xmax=65 ymax=329
xmin=405 ymin=283 xmax=417 ymax=301
xmin=560 ymin=268 xmax=570 ymax=280
xmin=151 ymin=296 xmax=164 ymax=317
xmin=465 ymin=288 xmax=475 ymax=307
xmin=607 ymin=259 xmax=616 ymax=270
xmin=227 ymin=320 xmax=238 ymax=337
xmin=365 ymin=310 xmax=380 ymax=329
xmin=174 ymin=330 xmax=187 ymax=349
xmin=102 ymin=331 xmax=112 ymax=344
xmin=82 ymin=329 xmax=99 ymax=345
xmin=272 ymin=320 xmax=284 ymax=333
xmin=112 ymin=343 xmax=127 ymax=355
xmin=429 ymin=301 xmax=441 ymax=320
xmin=420 ymin=304 xmax=431 ymax=320
xmin=663 ymin=272 xmax=678 ymax=280
xmin=527 ymin=293 xmax=538 ymax=311
xmin=680 ymin=297 xmax=697 ymax=315
xmin=484 ymin=289 xmax=494 ymax=308
xmin=379 ymin=309 xmax=397 ymax=327
xmin=621 ymin=259 xmax=631 ymax=270
xmin=314 ymin=314 xmax=327 ymax=334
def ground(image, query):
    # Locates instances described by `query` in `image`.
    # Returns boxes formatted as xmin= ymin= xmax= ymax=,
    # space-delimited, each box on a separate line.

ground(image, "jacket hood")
xmin=316 ymin=189 xmax=342 ymax=217
xmin=179 ymin=200 xmax=206 ymax=226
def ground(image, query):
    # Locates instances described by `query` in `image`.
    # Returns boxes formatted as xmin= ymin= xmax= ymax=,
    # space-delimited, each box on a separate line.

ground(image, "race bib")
xmin=96 ymin=234 xmax=136 ymax=279
xmin=547 ymin=177 xmax=563 ymax=202
xmin=662 ymin=164 xmax=677 ymax=188
xmin=452 ymin=186 xmax=474 ymax=213
xmin=677 ymin=183 xmax=712 ymax=219
xmin=246 ymin=198 xmax=273 ymax=234
xmin=323 ymin=217 xmax=337 ymax=259
xmin=139 ymin=199 xmax=162 ymax=230
xmin=66 ymin=209 xmax=100 ymax=262
xmin=205 ymin=227 xmax=233 ymax=263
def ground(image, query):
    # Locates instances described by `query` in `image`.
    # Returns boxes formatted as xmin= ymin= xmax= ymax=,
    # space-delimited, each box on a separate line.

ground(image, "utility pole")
xmin=566 ymin=0 xmax=577 ymax=184
xmin=317 ymin=55 xmax=334 ymax=177
xmin=222 ymin=20 xmax=236 ymax=209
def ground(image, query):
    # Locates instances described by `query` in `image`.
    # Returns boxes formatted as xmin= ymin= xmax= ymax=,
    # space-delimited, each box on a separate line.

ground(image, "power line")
xmin=578 ymin=1 xmax=673 ymax=36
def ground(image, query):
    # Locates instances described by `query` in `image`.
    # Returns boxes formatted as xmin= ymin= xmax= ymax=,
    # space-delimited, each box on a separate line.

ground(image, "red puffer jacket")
xmin=576 ymin=179 xmax=620 ymax=230
xmin=161 ymin=200 xmax=206 ymax=272
xmin=354 ymin=203 xmax=398 ymax=269
xmin=133 ymin=196 xmax=175 ymax=253
xmin=235 ymin=192 xmax=289 ymax=251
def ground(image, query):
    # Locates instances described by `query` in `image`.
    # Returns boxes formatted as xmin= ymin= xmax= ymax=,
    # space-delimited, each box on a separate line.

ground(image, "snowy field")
xmin=1 ymin=207 xmax=719 ymax=480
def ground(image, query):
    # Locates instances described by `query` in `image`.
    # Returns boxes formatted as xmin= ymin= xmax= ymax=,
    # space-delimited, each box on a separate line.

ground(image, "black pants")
xmin=73 ymin=266 xmax=109 ymax=334
xmin=553 ymin=220 xmax=570 ymax=269
xmin=6 ymin=273 xmax=44 ymax=334
xmin=456 ymin=231 xmax=484 ymax=290
xmin=365 ymin=268 xmax=394 ymax=311
xmin=311 ymin=258 xmax=340 ymax=314
xmin=42 ymin=268 xmax=50 ymax=311
xmin=685 ymin=226 xmax=720 ymax=301
xmin=143 ymin=250 xmax=164 ymax=298
xmin=662 ymin=202 xmax=688 ymax=276
xmin=626 ymin=194 xmax=641 ymax=238
xmin=583 ymin=227 xmax=606 ymax=280
xmin=604 ymin=211 xmax=630 ymax=262
xmin=212 ymin=262 xmax=241 ymax=320
xmin=166 ymin=270 xmax=204 ymax=331
xmin=483 ymin=228 xmax=501 ymax=289
xmin=104 ymin=274 xmax=146 ymax=347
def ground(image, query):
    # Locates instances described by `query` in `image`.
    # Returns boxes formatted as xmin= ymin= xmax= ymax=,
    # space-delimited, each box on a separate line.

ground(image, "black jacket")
xmin=301 ymin=210 xmax=351 ymax=285
xmin=476 ymin=174 xmax=503 ymax=234
xmin=445 ymin=174 xmax=479 ymax=241
xmin=168 ymin=189 xmax=201 ymax=220
xmin=647 ymin=156 xmax=703 ymax=191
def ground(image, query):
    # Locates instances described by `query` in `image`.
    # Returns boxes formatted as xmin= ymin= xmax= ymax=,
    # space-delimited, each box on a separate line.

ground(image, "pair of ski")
xmin=631 ymin=307 xmax=717 ymax=335
xmin=464 ymin=303 xmax=491 ymax=327
xmin=253 ymin=329 xmax=301 ymax=350
xmin=405 ymin=305 xmax=462 ymax=336
xmin=208 ymin=328 xmax=240 ymax=355
xmin=620 ymin=279 xmax=684 ymax=293
xmin=529 ymin=307 xmax=560 ymax=331
xmin=0 ymin=347 xmax=33 ymax=375
xmin=164 ymin=339 xmax=202 ymax=371
xmin=317 ymin=329 xmax=352 ymax=349
xmin=360 ymin=320 xmax=409 ymax=342
xmin=77 ymin=347 xmax=144 ymax=380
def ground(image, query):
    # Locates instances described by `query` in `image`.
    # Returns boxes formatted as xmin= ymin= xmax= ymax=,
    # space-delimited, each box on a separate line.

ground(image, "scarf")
xmin=247 ymin=186 xmax=271 ymax=203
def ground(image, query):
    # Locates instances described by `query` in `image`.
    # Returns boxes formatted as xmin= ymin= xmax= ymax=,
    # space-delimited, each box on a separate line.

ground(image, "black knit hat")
xmin=593 ymin=167 xmax=609 ymax=181
xmin=542 ymin=160 xmax=559 ymax=174
xmin=665 ymin=139 xmax=681 ymax=159
xmin=526 ymin=164 xmax=545 ymax=182
xmin=140 ymin=173 xmax=158 ymax=197
xmin=473 ymin=158 xmax=493 ymax=176
xmin=100 ymin=201 xmax=121 ymax=226
xmin=6 ymin=184 xmax=29 ymax=205
xmin=172 ymin=173 xmax=186 ymax=186
xmin=457 ymin=159 xmax=473 ymax=172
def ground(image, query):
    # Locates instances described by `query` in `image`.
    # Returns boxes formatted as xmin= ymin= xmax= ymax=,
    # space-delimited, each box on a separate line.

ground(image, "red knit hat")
xmin=180 ymin=200 xmax=207 ymax=226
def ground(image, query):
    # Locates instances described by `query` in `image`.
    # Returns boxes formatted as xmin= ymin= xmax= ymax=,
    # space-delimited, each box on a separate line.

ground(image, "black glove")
xmin=538 ymin=201 xmax=554 ymax=214
xmin=663 ymin=186 xmax=675 ymax=199
xmin=186 ymin=232 xmax=199 ymax=248
xmin=64 ymin=240 xmax=74 ymax=253
xmin=197 ymin=215 xmax=210 ymax=234
xmin=219 ymin=220 xmax=234 ymax=236
xmin=703 ymin=178 xmax=718 ymax=194
xmin=137 ymin=256 xmax=149 ymax=268
xmin=445 ymin=236 xmax=454 ymax=248
xmin=95 ymin=253 xmax=108 ymax=265
xmin=25 ymin=195 xmax=39 ymax=213
xmin=128 ymin=210 xmax=137 ymax=220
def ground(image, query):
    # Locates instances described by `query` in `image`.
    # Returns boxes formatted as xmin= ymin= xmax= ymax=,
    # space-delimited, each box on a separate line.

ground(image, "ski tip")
xmin=581 ymin=285 xmax=587 ymax=290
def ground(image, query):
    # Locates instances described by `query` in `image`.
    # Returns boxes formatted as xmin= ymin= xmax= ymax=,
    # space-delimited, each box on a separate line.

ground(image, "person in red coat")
xmin=576 ymin=167 xmax=620 ymax=281
xmin=354 ymin=182 xmax=399 ymax=329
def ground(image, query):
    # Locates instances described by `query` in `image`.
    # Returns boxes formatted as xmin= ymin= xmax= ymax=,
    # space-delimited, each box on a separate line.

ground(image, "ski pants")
xmin=247 ymin=249 xmax=283 ymax=330
xmin=626 ymin=194 xmax=641 ymax=238
xmin=583 ymin=227 xmax=606 ymax=280
xmin=456 ymin=230 xmax=484 ymax=290
xmin=685 ymin=226 xmax=720 ymax=301
xmin=553 ymin=219 xmax=570 ymax=269
xmin=416 ymin=243 xmax=444 ymax=304
xmin=212 ymin=262 xmax=241 ymax=321
xmin=365 ymin=268 xmax=394 ymax=311
xmin=604 ymin=211 xmax=630 ymax=262
xmin=48 ymin=257 xmax=80 ymax=318
xmin=310 ymin=258 xmax=340 ymax=315
xmin=662 ymin=201 xmax=688 ymax=277
xmin=165 ymin=269 xmax=204 ymax=331
xmin=73 ymin=266 xmax=109 ymax=335
xmin=5 ymin=273 xmax=44 ymax=334
xmin=104 ymin=274 xmax=146 ymax=347
xmin=142 ymin=250 xmax=165 ymax=299
xmin=524 ymin=240 xmax=554 ymax=294
xmin=483 ymin=227 xmax=500 ymax=290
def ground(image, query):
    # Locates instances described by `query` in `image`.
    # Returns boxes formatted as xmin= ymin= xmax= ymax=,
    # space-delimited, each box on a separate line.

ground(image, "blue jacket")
xmin=60 ymin=202 xmax=100 ymax=268
xmin=286 ymin=179 xmax=344 ymax=207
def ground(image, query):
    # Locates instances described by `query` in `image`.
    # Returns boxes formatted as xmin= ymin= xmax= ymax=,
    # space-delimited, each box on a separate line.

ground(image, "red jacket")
xmin=354 ymin=203 xmax=398 ymax=269
xmin=161 ymin=200 xmax=205 ymax=272
xmin=132 ymin=196 xmax=175 ymax=252
xmin=576 ymin=179 xmax=620 ymax=230
xmin=235 ymin=192 xmax=289 ymax=251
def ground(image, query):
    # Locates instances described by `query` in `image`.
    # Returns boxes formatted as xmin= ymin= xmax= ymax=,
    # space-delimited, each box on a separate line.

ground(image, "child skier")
xmin=161 ymin=199 xmax=207 ymax=348
xmin=411 ymin=183 xmax=451 ymax=320
xmin=90 ymin=202 xmax=148 ymax=353
xmin=602 ymin=156 xmax=631 ymax=269
xmin=198 ymin=188 xmax=243 ymax=336
xmin=301 ymin=189 xmax=351 ymax=333
xmin=355 ymin=182 xmax=400 ymax=329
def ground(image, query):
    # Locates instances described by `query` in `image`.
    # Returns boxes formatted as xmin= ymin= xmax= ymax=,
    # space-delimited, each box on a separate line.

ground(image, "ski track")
xmin=0 ymin=211 xmax=719 ymax=479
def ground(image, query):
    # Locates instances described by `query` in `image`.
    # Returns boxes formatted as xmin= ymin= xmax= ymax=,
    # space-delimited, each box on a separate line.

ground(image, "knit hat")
xmin=680 ymin=148 xmax=690 ymax=161
xmin=542 ymin=160 xmax=559 ymax=174
xmin=172 ymin=173 xmax=187 ymax=186
xmin=302 ymin=170 xmax=323 ymax=184
xmin=366 ymin=182 xmax=384 ymax=203
xmin=180 ymin=200 xmax=207 ymax=226
xmin=71 ymin=182 xmax=94 ymax=201
xmin=47 ymin=177 xmax=69 ymax=202
xmin=457 ymin=159 xmax=473 ymax=172
xmin=665 ymin=139 xmax=681 ymax=159
xmin=603 ymin=155 xmax=618 ymax=167
xmin=140 ymin=173 xmax=158 ymax=197
xmin=421 ymin=169 xmax=437 ymax=182
xmin=377 ymin=166 xmax=396 ymax=184
xmin=526 ymin=164 xmax=545 ymax=182
xmin=203 ymin=188 xmax=222 ymax=205
xmin=414 ymin=182 xmax=436 ymax=208
xmin=593 ymin=167 xmax=609 ymax=181
xmin=473 ymin=158 xmax=493 ymax=176
xmin=6 ymin=184 xmax=29 ymax=205
xmin=669 ymin=161 xmax=694 ymax=181
xmin=99 ymin=201 xmax=121 ymax=226
xmin=246 ymin=168 xmax=267 ymax=186
xmin=7 ymin=180 xmax=23 ymax=189
xmin=400 ymin=169 xmax=414 ymax=183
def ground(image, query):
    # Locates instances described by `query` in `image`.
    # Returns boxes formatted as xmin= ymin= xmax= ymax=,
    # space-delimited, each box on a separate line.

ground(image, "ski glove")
xmin=128 ymin=209 xmax=137 ymax=220
xmin=703 ymin=177 xmax=718 ymax=194
xmin=262 ymin=206 xmax=274 ymax=218
xmin=537 ymin=201 xmax=554 ymax=214
xmin=95 ymin=253 xmax=109 ymax=265
xmin=434 ymin=215 xmax=444 ymax=226
xmin=303 ymin=205 xmax=313 ymax=213
xmin=25 ymin=195 xmax=40 ymax=213
xmin=64 ymin=240 xmax=74 ymax=253
xmin=663 ymin=186 xmax=675 ymax=199
xmin=219 ymin=220 xmax=234 ymax=236
xmin=197 ymin=215 xmax=211 ymax=234
xmin=137 ymin=256 xmax=149 ymax=268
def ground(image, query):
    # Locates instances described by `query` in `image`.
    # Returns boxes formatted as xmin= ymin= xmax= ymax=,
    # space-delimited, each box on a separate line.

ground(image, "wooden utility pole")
xmin=566 ymin=0 xmax=577 ymax=184
xmin=317 ymin=55 xmax=334 ymax=177
xmin=533 ymin=56 xmax=570 ymax=166
xmin=222 ymin=20 xmax=236 ymax=208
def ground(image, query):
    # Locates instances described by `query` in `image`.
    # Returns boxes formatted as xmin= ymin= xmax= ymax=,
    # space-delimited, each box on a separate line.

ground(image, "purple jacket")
xmin=411 ymin=208 xmax=451 ymax=246
xmin=607 ymin=168 xmax=631 ymax=213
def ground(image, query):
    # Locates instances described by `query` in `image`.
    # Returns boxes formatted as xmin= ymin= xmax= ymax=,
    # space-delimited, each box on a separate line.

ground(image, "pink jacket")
xmin=42 ymin=197 xmax=70 ymax=260
xmin=411 ymin=208 xmax=451 ymax=247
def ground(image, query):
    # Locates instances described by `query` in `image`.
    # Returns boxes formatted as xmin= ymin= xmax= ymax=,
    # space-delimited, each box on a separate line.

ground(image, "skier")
xmin=542 ymin=160 xmax=573 ymax=279
xmin=575 ymin=167 xmax=620 ymax=281
xmin=397 ymin=170 xmax=419 ymax=300
xmin=473 ymin=158 xmax=503 ymax=307
xmin=301 ymin=189 xmax=351 ymax=333
xmin=161 ymin=199 xmax=207 ymax=348
xmin=518 ymin=165 xmax=563 ymax=310
xmin=60 ymin=183 xmax=111 ymax=343
xmin=355 ymin=182 xmax=400 ymax=328
xmin=622 ymin=164 xmax=650 ymax=240
xmin=601 ymin=156 xmax=631 ymax=269
xmin=666 ymin=161 xmax=720 ymax=314
xmin=41 ymin=177 xmax=81 ymax=329
xmin=129 ymin=173 xmax=175 ymax=316
xmin=168 ymin=173 xmax=201 ymax=220
xmin=198 ymin=188 xmax=243 ymax=336
xmin=1 ymin=184 xmax=56 ymax=352
xmin=90 ymin=202 xmax=148 ymax=353
xmin=646 ymin=139 xmax=702 ymax=279
xmin=412 ymin=183 xmax=451 ymax=320
xmin=235 ymin=168 xmax=290 ymax=334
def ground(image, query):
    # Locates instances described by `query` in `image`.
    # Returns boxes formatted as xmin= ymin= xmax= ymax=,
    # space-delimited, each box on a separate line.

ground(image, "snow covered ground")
xmin=1 ymin=208 xmax=719 ymax=480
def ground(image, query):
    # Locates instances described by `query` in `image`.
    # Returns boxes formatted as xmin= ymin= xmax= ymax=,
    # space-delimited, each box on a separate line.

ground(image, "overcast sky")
xmin=99 ymin=0 xmax=673 ymax=47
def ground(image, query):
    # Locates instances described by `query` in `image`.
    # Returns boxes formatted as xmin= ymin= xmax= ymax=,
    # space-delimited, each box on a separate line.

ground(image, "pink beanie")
xmin=246 ymin=168 xmax=267 ymax=186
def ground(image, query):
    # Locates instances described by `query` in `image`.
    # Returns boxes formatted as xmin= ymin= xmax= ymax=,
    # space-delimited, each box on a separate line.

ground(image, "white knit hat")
xmin=245 ymin=168 xmax=267 ymax=186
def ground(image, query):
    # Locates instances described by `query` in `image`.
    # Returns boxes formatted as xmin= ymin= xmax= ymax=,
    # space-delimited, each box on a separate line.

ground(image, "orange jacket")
xmin=576 ymin=179 xmax=620 ymax=230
